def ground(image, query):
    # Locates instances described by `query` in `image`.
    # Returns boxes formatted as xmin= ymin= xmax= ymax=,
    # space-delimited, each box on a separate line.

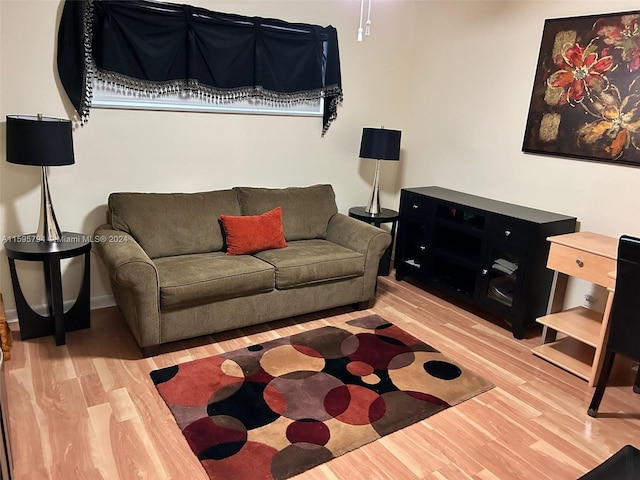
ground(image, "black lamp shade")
xmin=359 ymin=127 xmax=401 ymax=161
xmin=6 ymin=115 xmax=75 ymax=166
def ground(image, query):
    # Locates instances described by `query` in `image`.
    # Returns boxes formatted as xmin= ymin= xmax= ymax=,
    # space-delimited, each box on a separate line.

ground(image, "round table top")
xmin=348 ymin=206 xmax=399 ymax=221
xmin=4 ymin=232 xmax=91 ymax=260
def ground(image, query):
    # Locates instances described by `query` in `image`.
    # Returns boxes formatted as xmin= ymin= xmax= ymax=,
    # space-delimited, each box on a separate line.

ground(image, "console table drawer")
xmin=547 ymin=242 xmax=615 ymax=286
xmin=400 ymin=192 xmax=433 ymax=218
xmin=488 ymin=216 xmax=535 ymax=249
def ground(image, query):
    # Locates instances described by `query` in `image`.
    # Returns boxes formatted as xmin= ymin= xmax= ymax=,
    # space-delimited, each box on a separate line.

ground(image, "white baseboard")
xmin=90 ymin=295 xmax=117 ymax=311
xmin=4 ymin=295 xmax=117 ymax=323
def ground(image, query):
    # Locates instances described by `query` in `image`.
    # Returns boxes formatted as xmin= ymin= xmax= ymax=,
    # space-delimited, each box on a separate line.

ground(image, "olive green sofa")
xmin=93 ymin=184 xmax=391 ymax=356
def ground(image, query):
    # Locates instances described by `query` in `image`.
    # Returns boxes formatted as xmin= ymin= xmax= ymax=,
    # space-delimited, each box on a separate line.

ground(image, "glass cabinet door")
xmin=478 ymin=215 xmax=532 ymax=313
xmin=396 ymin=220 xmax=430 ymax=271
xmin=482 ymin=248 xmax=521 ymax=309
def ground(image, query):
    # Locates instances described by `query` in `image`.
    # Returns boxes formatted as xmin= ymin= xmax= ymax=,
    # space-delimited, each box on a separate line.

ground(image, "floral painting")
xmin=523 ymin=10 xmax=640 ymax=166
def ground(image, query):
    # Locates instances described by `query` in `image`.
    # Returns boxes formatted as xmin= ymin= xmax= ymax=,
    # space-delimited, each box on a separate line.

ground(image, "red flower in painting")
xmin=547 ymin=42 xmax=614 ymax=104
xmin=597 ymin=14 xmax=640 ymax=72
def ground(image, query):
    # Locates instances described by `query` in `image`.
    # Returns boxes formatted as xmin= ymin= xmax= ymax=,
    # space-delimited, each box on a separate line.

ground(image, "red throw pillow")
xmin=220 ymin=206 xmax=287 ymax=255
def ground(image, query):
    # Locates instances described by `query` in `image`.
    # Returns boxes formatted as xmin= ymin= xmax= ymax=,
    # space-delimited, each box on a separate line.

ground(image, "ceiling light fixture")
xmin=357 ymin=0 xmax=372 ymax=42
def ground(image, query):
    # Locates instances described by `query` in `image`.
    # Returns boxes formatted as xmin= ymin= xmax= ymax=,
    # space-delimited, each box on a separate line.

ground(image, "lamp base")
xmin=36 ymin=166 xmax=62 ymax=242
xmin=365 ymin=159 xmax=381 ymax=215
xmin=365 ymin=189 xmax=380 ymax=215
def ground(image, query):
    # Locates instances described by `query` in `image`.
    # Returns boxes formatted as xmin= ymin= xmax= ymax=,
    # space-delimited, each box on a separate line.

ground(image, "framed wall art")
xmin=523 ymin=10 xmax=640 ymax=166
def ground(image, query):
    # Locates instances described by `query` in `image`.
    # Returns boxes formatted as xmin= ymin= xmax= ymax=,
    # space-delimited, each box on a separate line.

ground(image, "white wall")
xmin=0 ymin=0 xmax=416 ymax=313
xmin=2 ymin=0 xmax=637 ymax=315
xmin=403 ymin=0 xmax=640 ymax=309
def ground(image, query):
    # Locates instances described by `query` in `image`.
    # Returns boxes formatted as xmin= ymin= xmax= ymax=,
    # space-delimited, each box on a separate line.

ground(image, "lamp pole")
xmin=37 ymin=165 xmax=62 ymax=242
xmin=365 ymin=159 xmax=381 ymax=215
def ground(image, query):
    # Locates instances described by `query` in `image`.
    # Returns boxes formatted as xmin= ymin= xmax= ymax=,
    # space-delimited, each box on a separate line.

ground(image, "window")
xmin=91 ymin=79 xmax=324 ymax=117
xmin=57 ymin=0 xmax=342 ymax=134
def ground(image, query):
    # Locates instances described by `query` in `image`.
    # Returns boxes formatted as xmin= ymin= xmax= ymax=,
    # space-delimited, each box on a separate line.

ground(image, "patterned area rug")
xmin=150 ymin=314 xmax=494 ymax=479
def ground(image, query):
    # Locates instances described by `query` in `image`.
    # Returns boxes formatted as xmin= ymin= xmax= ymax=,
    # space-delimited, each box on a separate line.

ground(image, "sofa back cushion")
xmin=109 ymin=190 xmax=241 ymax=258
xmin=234 ymin=184 xmax=338 ymax=241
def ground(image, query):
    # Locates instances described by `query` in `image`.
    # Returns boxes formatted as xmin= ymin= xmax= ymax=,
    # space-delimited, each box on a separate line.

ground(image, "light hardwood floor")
xmin=4 ymin=274 xmax=640 ymax=479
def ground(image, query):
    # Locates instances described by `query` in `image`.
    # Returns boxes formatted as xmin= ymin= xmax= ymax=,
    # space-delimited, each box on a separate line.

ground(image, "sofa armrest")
xmin=93 ymin=225 xmax=158 ymax=286
xmin=326 ymin=213 xmax=391 ymax=254
xmin=93 ymin=224 xmax=161 ymax=348
xmin=326 ymin=214 xmax=391 ymax=301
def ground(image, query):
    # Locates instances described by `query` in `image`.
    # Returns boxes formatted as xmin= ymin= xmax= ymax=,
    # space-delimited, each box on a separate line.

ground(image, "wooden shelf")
xmin=536 ymin=306 xmax=603 ymax=348
xmin=535 ymin=232 xmax=618 ymax=386
xmin=435 ymin=218 xmax=484 ymax=237
xmin=531 ymin=336 xmax=595 ymax=381
xmin=433 ymin=249 xmax=480 ymax=270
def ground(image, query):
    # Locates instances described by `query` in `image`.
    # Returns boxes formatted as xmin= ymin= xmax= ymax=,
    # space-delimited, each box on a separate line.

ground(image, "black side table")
xmin=4 ymin=232 xmax=91 ymax=346
xmin=348 ymin=207 xmax=399 ymax=276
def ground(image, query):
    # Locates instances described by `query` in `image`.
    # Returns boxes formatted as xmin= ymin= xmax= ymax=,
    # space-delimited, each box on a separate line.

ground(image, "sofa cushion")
xmin=220 ymin=207 xmax=287 ymax=255
xmin=109 ymin=190 xmax=241 ymax=259
xmin=234 ymin=184 xmax=338 ymax=241
xmin=253 ymin=239 xmax=364 ymax=289
xmin=155 ymin=252 xmax=274 ymax=308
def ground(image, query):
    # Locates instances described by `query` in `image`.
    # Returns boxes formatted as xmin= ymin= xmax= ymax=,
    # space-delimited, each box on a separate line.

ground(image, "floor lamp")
xmin=5 ymin=115 xmax=75 ymax=242
xmin=359 ymin=127 xmax=401 ymax=215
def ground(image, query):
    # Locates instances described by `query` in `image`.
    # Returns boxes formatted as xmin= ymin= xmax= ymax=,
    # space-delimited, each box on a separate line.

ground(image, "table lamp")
xmin=359 ymin=127 xmax=401 ymax=214
xmin=5 ymin=114 xmax=75 ymax=242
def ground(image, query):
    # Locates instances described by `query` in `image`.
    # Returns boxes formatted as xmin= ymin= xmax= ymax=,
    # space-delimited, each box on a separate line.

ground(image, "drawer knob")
xmin=576 ymin=258 xmax=584 ymax=267
xmin=420 ymin=245 xmax=426 ymax=251
xmin=412 ymin=204 xmax=419 ymax=209
xmin=504 ymin=230 xmax=511 ymax=237
xmin=482 ymin=268 xmax=488 ymax=275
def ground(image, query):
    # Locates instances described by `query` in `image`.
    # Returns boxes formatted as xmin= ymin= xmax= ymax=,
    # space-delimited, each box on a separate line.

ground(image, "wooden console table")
xmin=393 ymin=187 xmax=576 ymax=339
xmin=532 ymin=231 xmax=618 ymax=386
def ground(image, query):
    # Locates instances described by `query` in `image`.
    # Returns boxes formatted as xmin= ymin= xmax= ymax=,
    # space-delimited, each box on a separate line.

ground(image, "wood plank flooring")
xmin=4 ymin=274 xmax=640 ymax=479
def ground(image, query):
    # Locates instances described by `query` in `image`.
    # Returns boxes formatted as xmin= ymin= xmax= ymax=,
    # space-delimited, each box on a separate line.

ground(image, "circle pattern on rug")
xmin=150 ymin=314 xmax=494 ymax=480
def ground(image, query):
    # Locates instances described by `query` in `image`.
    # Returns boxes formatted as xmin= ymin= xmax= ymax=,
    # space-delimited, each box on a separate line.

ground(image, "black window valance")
xmin=57 ymin=0 xmax=343 ymax=135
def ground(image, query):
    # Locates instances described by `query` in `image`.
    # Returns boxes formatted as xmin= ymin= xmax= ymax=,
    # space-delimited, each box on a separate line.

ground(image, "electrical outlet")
xmin=584 ymin=293 xmax=597 ymax=308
